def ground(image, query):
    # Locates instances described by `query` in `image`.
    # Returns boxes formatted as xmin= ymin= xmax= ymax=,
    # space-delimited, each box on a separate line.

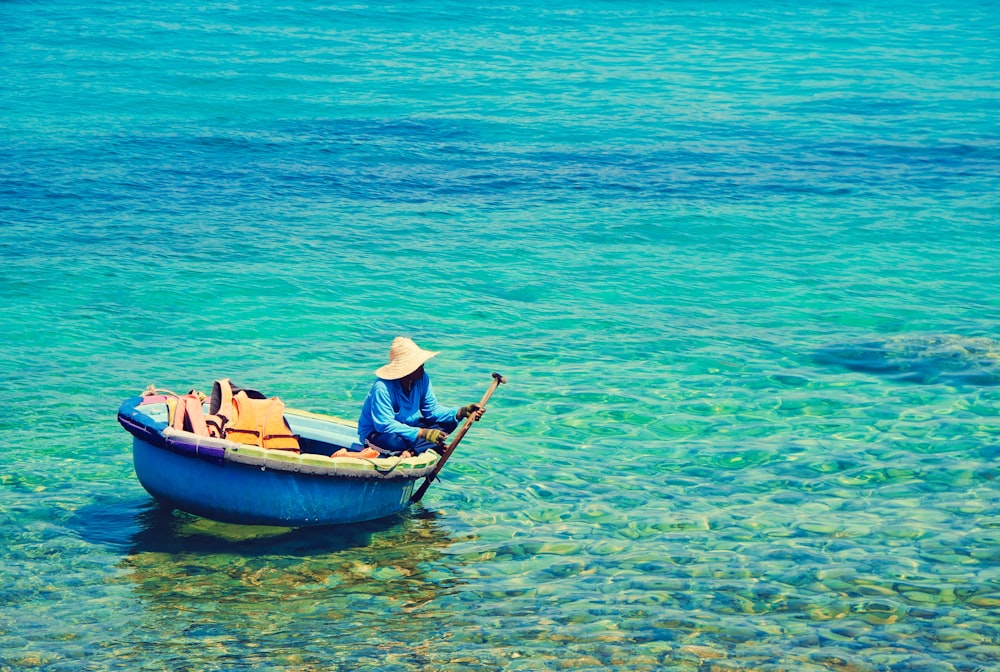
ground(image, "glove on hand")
xmin=420 ymin=428 xmax=448 ymax=447
xmin=458 ymin=404 xmax=485 ymax=421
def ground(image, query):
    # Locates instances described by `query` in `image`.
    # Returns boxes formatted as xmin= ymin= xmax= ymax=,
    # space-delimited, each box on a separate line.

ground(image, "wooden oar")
xmin=411 ymin=372 xmax=506 ymax=503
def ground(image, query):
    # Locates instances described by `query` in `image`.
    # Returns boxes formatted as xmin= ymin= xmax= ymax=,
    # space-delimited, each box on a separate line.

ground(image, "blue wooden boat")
xmin=116 ymin=393 xmax=440 ymax=527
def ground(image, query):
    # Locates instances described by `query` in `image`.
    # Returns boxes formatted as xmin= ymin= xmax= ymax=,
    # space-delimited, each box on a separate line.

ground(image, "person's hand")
xmin=420 ymin=428 xmax=448 ymax=447
xmin=458 ymin=404 xmax=485 ymax=421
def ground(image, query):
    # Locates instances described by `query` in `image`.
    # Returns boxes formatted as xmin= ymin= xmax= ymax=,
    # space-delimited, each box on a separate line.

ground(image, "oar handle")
xmin=411 ymin=372 xmax=506 ymax=503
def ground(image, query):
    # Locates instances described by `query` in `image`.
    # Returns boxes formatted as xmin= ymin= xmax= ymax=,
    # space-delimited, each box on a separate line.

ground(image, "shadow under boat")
xmin=71 ymin=496 xmax=451 ymax=558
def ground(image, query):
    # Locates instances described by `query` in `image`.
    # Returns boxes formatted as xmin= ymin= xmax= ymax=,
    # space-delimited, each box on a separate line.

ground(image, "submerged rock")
xmin=813 ymin=334 xmax=1000 ymax=385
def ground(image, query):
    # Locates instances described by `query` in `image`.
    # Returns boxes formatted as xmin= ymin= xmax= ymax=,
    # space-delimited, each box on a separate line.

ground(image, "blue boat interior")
xmin=284 ymin=412 xmax=366 ymax=455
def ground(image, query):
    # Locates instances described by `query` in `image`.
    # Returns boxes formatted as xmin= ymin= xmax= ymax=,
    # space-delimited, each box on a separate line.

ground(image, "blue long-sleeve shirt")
xmin=357 ymin=373 xmax=458 ymax=443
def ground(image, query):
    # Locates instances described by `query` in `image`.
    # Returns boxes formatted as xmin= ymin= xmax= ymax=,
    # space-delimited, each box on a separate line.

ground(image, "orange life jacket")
xmin=171 ymin=393 xmax=209 ymax=436
xmin=207 ymin=378 xmax=300 ymax=453
xmin=205 ymin=378 xmax=238 ymax=438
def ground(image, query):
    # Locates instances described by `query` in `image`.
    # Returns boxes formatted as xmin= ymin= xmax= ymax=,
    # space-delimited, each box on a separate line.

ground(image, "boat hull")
xmin=118 ymin=394 xmax=437 ymax=527
xmin=132 ymin=438 xmax=417 ymax=526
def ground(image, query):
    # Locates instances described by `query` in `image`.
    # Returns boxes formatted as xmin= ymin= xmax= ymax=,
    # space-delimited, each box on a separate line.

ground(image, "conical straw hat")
xmin=375 ymin=337 xmax=440 ymax=380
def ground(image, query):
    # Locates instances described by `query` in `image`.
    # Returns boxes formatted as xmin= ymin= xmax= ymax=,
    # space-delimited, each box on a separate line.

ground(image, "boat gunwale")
xmin=118 ymin=396 xmax=440 ymax=481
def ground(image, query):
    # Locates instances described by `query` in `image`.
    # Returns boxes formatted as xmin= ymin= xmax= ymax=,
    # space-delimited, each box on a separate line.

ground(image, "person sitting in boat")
xmin=358 ymin=336 xmax=485 ymax=458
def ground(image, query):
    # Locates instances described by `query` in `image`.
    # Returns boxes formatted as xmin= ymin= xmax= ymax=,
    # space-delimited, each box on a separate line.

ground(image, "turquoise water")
xmin=3 ymin=0 xmax=1000 ymax=669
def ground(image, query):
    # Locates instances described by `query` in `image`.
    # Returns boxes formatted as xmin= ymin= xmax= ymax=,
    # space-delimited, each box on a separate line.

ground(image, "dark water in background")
xmin=2 ymin=0 xmax=999 ymax=669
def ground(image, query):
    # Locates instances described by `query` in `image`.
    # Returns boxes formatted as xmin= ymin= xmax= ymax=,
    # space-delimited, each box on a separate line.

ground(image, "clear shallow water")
xmin=2 ymin=0 xmax=999 ymax=669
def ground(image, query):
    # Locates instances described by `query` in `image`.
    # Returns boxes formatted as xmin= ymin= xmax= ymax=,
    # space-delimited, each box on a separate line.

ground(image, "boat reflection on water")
xmin=122 ymin=501 xmax=460 ymax=572
xmin=73 ymin=497 xmax=466 ymax=656
xmin=124 ymin=503 xmax=427 ymax=556
xmin=117 ymin=502 xmax=467 ymax=666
